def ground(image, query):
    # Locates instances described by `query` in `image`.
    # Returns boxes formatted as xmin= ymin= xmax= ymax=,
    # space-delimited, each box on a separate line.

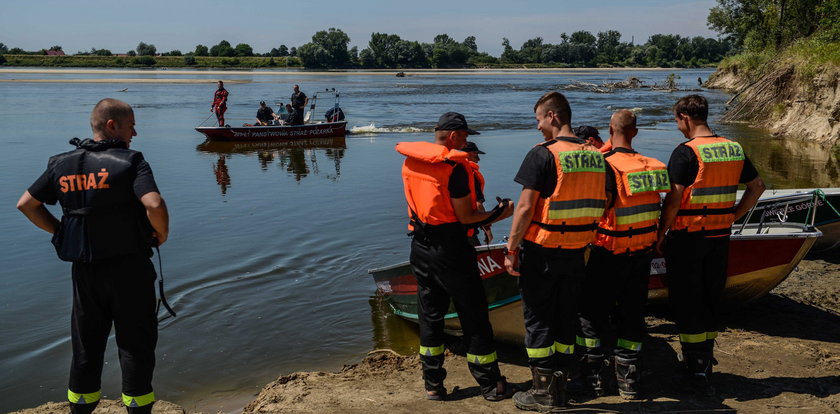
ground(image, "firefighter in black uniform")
xmin=17 ymin=98 xmax=169 ymax=414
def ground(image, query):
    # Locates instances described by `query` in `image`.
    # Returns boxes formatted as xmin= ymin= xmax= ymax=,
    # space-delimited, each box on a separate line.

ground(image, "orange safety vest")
xmin=594 ymin=150 xmax=670 ymax=254
xmin=466 ymin=161 xmax=485 ymax=238
xmin=524 ymin=139 xmax=607 ymax=249
xmin=672 ymin=136 xmax=744 ymax=235
xmin=396 ymin=141 xmax=476 ymax=229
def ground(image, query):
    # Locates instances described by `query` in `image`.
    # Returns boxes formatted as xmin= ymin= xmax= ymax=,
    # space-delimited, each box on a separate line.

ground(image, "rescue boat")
xmin=368 ymin=191 xmax=824 ymax=343
xmin=195 ymin=88 xmax=347 ymax=142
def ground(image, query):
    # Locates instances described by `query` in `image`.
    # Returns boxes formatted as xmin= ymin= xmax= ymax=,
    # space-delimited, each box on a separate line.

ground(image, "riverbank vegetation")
xmin=0 ymin=28 xmax=733 ymax=69
xmin=705 ymin=0 xmax=839 ymax=145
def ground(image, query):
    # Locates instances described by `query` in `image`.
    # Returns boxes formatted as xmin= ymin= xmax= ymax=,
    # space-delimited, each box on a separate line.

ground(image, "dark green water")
xmin=0 ymin=68 xmax=836 ymax=412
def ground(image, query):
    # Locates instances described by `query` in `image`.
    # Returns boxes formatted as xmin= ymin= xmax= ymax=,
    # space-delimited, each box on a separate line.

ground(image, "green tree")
xmin=707 ymin=0 xmax=828 ymax=51
xmin=127 ymin=50 xmax=137 ymax=57
xmin=596 ymin=30 xmax=622 ymax=64
xmin=194 ymin=44 xmax=209 ymax=56
xmin=0 ymin=43 xmax=7 ymax=54
xmin=500 ymin=38 xmax=522 ymax=64
xmin=91 ymin=48 xmax=112 ymax=56
xmin=49 ymin=45 xmax=63 ymax=52
xmin=210 ymin=40 xmax=234 ymax=57
xmin=136 ymin=42 xmax=156 ymax=56
xmin=520 ymin=37 xmax=544 ymax=63
xmin=298 ymin=28 xmax=352 ymax=68
xmin=279 ymin=44 xmax=289 ymax=56
xmin=234 ymin=43 xmax=254 ymax=57
xmin=184 ymin=55 xmax=197 ymax=65
xmin=289 ymin=47 xmax=297 ymax=56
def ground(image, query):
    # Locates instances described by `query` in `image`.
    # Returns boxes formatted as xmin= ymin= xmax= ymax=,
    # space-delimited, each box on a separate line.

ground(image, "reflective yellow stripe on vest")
xmin=548 ymin=199 xmax=605 ymax=220
xmin=526 ymin=345 xmax=555 ymax=359
xmin=706 ymin=331 xmax=718 ymax=340
xmin=614 ymin=202 xmax=661 ymax=225
xmin=123 ymin=391 xmax=155 ymax=407
xmin=679 ymin=332 xmax=707 ymax=344
xmin=690 ymin=185 xmax=738 ymax=204
xmin=554 ymin=342 xmax=574 ymax=355
xmin=617 ymin=338 xmax=643 ymax=351
xmin=68 ymin=389 xmax=101 ymax=404
xmin=466 ymin=351 xmax=498 ymax=365
xmin=419 ymin=344 xmax=445 ymax=357
xmin=576 ymin=335 xmax=600 ymax=348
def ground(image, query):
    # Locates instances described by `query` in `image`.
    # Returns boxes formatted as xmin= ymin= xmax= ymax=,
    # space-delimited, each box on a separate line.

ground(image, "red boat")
xmin=195 ymin=88 xmax=347 ymax=142
xmin=368 ymin=192 xmax=824 ymax=343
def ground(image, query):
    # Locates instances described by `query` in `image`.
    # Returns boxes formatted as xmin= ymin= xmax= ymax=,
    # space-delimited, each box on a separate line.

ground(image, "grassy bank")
xmin=714 ymin=37 xmax=840 ymax=83
xmin=0 ymin=54 xmax=303 ymax=68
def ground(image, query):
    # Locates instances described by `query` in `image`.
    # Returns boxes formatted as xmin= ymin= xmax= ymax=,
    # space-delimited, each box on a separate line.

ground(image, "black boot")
xmin=614 ymin=356 xmax=640 ymax=400
xmin=683 ymin=352 xmax=715 ymax=397
xmin=126 ymin=402 xmax=154 ymax=414
xmin=69 ymin=401 xmax=99 ymax=414
xmin=567 ymin=353 xmax=607 ymax=397
xmin=513 ymin=367 xmax=564 ymax=411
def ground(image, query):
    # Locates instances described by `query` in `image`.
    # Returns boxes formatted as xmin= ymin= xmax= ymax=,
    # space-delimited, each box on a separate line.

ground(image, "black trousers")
xmin=70 ymin=253 xmax=158 ymax=403
xmin=518 ymin=241 xmax=586 ymax=370
xmin=410 ymin=229 xmax=500 ymax=394
xmin=665 ymin=231 xmax=730 ymax=353
xmin=578 ymin=246 xmax=652 ymax=359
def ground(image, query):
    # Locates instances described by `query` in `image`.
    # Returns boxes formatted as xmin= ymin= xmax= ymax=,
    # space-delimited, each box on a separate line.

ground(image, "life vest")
xmin=673 ymin=136 xmax=744 ymax=235
xmin=396 ymin=141 xmax=475 ymax=229
xmin=524 ymin=139 xmax=607 ymax=249
xmin=466 ymin=161 xmax=485 ymax=238
xmin=213 ymin=88 xmax=228 ymax=107
xmin=48 ymin=138 xmax=155 ymax=262
xmin=594 ymin=150 xmax=670 ymax=253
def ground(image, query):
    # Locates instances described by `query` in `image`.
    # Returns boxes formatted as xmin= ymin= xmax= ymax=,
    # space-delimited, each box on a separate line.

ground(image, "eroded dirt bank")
xmin=707 ymin=61 xmax=840 ymax=147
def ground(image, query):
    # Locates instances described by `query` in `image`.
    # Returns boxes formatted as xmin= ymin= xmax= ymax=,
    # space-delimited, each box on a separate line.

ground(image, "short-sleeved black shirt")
xmin=291 ymin=91 xmax=307 ymax=109
xmin=28 ymin=150 xmax=159 ymax=206
xmin=256 ymin=106 xmax=275 ymax=123
xmin=667 ymin=141 xmax=759 ymax=186
xmin=447 ymin=163 xmax=483 ymax=202
xmin=514 ymin=137 xmax=590 ymax=197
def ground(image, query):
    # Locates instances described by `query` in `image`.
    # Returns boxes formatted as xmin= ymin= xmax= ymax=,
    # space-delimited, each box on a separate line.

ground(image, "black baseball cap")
xmin=260 ymin=101 xmax=266 ymax=105
xmin=462 ymin=141 xmax=485 ymax=154
xmin=435 ymin=112 xmax=479 ymax=135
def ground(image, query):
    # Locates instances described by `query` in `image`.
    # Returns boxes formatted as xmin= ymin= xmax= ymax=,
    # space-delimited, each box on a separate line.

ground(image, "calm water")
xmin=1 ymin=68 xmax=837 ymax=413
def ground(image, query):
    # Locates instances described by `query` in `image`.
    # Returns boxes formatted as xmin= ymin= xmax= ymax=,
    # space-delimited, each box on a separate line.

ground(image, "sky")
xmin=0 ymin=0 xmax=720 ymax=56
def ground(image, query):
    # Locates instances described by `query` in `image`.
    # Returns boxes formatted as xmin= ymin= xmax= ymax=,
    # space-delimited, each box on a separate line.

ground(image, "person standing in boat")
xmin=462 ymin=141 xmax=493 ymax=246
xmin=396 ymin=112 xmax=517 ymax=402
xmin=656 ymin=94 xmax=765 ymax=395
xmin=289 ymin=84 xmax=308 ymax=125
xmin=16 ymin=98 xmax=169 ymax=414
xmin=211 ymin=80 xmax=229 ymax=127
xmin=573 ymin=110 xmax=670 ymax=400
xmin=504 ymin=92 xmax=606 ymax=411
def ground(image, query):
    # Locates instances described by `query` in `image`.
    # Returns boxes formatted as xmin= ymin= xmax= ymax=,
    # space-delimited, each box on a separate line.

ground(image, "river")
xmin=0 ymin=67 xmax=837 ymax=413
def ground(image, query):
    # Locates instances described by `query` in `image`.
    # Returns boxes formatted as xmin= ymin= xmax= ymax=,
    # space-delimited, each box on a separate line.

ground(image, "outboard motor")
xmin=325 ymin=107 xmax=346 ymax=122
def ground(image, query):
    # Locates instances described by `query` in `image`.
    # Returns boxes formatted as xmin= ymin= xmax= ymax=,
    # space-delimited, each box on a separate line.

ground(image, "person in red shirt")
xmin=211 ymin=80 xmax=229 ymax=127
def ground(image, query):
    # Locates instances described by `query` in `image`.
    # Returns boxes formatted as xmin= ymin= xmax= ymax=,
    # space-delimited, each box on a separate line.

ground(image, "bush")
xmin=132 ymin=56 xmax=156 ymax=66
xmin=220 ymin=57 xmax=240 ymax=66
xmin=184 ymin=55 xmax=197 ymax=65
xmin=0 ymin=55 xmax=6 ymax=65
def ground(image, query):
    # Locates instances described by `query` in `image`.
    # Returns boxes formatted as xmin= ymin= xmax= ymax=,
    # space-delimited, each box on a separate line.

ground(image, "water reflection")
xmin=196 ymin=137 xmax=347 ymax=193
xmin=735 ymin=134 xmax=840 ymax=189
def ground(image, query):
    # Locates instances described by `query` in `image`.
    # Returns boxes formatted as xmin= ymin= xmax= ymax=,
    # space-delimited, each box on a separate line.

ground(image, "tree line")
xmin=1 ymin=28 xmax=734 ymax=69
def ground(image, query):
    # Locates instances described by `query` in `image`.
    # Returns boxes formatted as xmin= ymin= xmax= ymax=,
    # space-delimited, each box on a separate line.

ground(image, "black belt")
xmin=677 ymin=207 xmax=734 ymax=216
xmin=597 ymin=224 xmax=657 ymax=237
xmin=531 ymin=221 xmax=597 ymax=233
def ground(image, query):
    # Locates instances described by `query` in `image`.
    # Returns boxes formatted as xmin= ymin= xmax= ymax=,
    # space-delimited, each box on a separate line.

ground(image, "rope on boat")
xmin=198 ymin=113 xmax=214 ymax=127
xmin=805 ymin=189 xmax=840 ymax=225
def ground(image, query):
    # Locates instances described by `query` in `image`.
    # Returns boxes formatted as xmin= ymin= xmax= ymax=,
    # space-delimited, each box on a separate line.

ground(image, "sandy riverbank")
xmin=12 ymin=258 xmax=839 ymax=414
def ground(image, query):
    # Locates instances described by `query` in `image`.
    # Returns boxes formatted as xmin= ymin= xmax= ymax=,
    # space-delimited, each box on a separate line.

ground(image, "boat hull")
xmin=369 ymin=224 xmax=820 ymax=342
xmin=195 ymin=121 xmax=347 ymax=142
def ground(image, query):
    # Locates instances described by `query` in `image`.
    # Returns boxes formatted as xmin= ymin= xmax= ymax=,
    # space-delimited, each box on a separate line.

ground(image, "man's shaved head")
xmin=90 ymin=98 xmax=133 ymax=135
xmin=610 ymin=109 xmax=637 ymax=133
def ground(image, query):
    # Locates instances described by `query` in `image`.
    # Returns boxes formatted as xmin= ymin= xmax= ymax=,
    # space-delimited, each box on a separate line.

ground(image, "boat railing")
xmin=735 ymin=191 xmax=821 ymax=235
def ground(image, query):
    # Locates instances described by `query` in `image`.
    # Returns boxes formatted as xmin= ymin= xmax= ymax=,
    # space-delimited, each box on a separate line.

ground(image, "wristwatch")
xmin=502 ymin=246 xmax=519 ymax=256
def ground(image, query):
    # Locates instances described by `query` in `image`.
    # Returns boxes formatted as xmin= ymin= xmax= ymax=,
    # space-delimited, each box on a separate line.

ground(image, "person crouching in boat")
xmin=255 ymin=101 xmax=275 ymax=126
xmin=656 ymin=94 xmax=765 ymax=396
xmin=504 ymin=92 xmax=606 ymax=411
xmin=396 ymin=112 xmax=517 ymax=402
xmin=462 ymin=141 xmax=492 ymax=246
xmin=572 ymin=109 xmax=670 ymax=400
